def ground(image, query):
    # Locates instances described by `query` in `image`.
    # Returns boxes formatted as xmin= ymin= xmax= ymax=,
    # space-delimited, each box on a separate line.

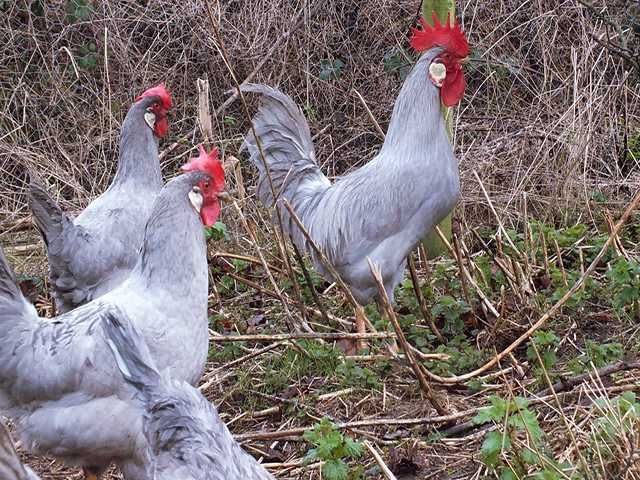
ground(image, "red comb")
xmin=181 ymin=145 xmax=224 ymax=191
xmin=135 ymin=83 xmax=172 ymax=110
xmin=410 ymin=12 xmax=469 ymax=58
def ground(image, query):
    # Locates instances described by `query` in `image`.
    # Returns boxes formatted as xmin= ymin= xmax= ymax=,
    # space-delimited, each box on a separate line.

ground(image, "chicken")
xmin=0 ymin=147 xmax=224 ymax=479
xmin=241 ymin=14 xmax=469 ymax=305
xmin=103 ymin=311 xmax=275 ymax=480
xmin=29 ymin=83 xmax=172 ymax=314
xmin=0 ymin=422 xmax=40 ymax=480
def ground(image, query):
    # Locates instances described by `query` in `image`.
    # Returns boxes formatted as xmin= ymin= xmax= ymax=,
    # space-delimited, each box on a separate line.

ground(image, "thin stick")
xmin=421 ymin=189 xmax=640 ymax=384
xmin=472 ymin=170 xmax=522 ymax=257
xmin=434 ymin=226 xmax=500 ymax=318
xmin=407 ymin=252 xmax=444 ymax=342
xmin=199 ymin=342 xmax=285 ymax=391
xmin=282 ymin=200 xmax=375 ymax=337
xmin=352 ymin=89 xmax=385 ymax=139
xmin=213 ymin=4 xmax=319 ymax=117
xmin=290 ymin=238 xmax=331 ymax=324
xmin=364 ymin=441 xmax=398 ymax=480
xmin=235 ymin=408 xmax=476 ymax=441
xmin=228 ymin=199 xmax=301 ymax=332
xmin=539 ymin=360 xmax=640 ymax=396
xmin=223 ymin=270 xmax=351 ymax=327
xmin=210 ymin=331 xmax=396 ymax=343
xmin=212 ymin=251 xmax=286 ymax=275
xmin=368 ymin=259 xmax=448 ymax=415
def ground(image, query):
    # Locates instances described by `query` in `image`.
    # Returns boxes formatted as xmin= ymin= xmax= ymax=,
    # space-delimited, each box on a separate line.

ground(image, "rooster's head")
xmin=181 ymin=145 xmax=225 ymax=226
xmin=410 ymin=12 xmax=469 ymax=107
xmin=136 ymin=83 xmax=172 ymax=138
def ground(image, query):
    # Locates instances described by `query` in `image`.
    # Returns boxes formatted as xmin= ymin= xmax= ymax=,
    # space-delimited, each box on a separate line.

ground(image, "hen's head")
xmin=410 ymin=13 xmax=469 ymax=106
xmin=136 ymin=83 xmax=172 ymax=137
xmin=181 ymin=145 xmax=225 ymax=226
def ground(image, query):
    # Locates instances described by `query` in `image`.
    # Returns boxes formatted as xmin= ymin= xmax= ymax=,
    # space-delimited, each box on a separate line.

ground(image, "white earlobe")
xmin=429 ymin=62 xmax=447 ymax=88
xmin=144 ymin=111 xmax=156 ymax=130
xmin=188 ymin=190 xmax=203 ymax=213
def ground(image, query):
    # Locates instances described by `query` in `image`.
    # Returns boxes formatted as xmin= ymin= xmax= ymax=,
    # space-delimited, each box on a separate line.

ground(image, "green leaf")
xmin=204 ymin=221 xmax=228 ymax=241
xmin=319 ymin=59 xmax=345 ymax=81
xmin=481 ymin=430 xmax=506 ymax=466
xmin=304 ymin=447 xmax=319 ymax=463
xmin=521 ymin=447 xmax=540 ymax=464
xmin=324 ymin=459 xmax=349 ymax=480
xmin=66 ymin=0 xmax=92 ymax=22
xmin=343 ymin=437 xmax=364 ymax=458
xmin=499 ymin=467 xmax=518 ymax=480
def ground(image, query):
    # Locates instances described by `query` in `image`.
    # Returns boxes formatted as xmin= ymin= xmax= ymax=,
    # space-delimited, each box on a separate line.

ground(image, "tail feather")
xmin=240 ymin=84 xmax=331 ymax=256
xmin=103 ymin=310 xmax=161 ymax=396
xmin=28 ymin=173 xmax=87 ymax=313
xmin=240 ymin=84 xmax=330 ymax=206
xmin=0 ymin=248 xmax=29 ymax=320
xmin=27 ymin=173 xmax=67 ymax=249
xmin=0 ymin=422 xmax=39 ymax=480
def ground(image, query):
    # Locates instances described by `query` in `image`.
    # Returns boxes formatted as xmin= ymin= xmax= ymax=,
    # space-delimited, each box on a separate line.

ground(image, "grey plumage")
xmin=0 ymin=172 xmax=211 ymax=478
xmin=28 ymin=95 xmax=164 ymax=314
xmin=0 ymin=422 xmax=40 ymax=480
xmin=104 ymin=311 xmax=275 ymax=480
xmin=241 ymin=48 xmax=460 ymax=304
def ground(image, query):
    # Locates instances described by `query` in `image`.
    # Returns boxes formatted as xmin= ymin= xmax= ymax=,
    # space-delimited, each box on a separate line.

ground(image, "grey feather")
xmin=105 ymin=310 xmax=274 ymax=480
xmin=28 ymin=95 xmax=165 ymax=314
xmin=0 ymin=422 xmax=40 ymax=480
xmin=0 ymin=172 xmax=211 ymax=476
xmin=241 ymin=48 xmax=460 ymax=304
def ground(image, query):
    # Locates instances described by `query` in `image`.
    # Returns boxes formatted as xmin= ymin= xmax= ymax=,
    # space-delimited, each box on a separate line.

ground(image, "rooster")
xmin=0 ymin=147 xmax=224 ymax=480
xmin=104 ymin=311 xmax=275 ymax=480
xmin=29 ymin=83 xmax=172 ymax=314
xmin=241 ymin=14 xmax=469 ymax=307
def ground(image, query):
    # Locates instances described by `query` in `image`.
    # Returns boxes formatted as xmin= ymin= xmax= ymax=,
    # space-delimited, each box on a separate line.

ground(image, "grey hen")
xmin=241 ymin=15 xmax=469 ymax=305
xmin=0 ymin=422 xmax=40 ymax=480
xmin=104 ymin=311 xmax=275 ymax=480
xmin=0 ymin=148 xmax=224 ymax=480
xmin=29 ymin=84 xmax=172 ymax=314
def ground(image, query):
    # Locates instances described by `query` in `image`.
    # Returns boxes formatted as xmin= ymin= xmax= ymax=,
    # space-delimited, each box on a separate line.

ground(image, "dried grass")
xmin=1 ymin=0 xmax=637 ymax=229
xmin=0 ymin=1 xmax=639 ymax=479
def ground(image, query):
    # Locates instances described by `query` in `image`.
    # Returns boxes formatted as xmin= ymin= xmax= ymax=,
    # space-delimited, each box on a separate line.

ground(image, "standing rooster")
xmin=29 ymin=83 xmax=172 ymax=313
xmin=0 ymin=147 xmax=224 ymax=480
xmin=241 ymin=14 xmax=469 ymax=306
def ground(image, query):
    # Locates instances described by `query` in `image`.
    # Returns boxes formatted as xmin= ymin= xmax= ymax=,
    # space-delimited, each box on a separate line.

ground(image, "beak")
xmin=460 ymin=56 xmax=470 ymax=65
xmin=217 ymin=191 xmax=232 ymax=201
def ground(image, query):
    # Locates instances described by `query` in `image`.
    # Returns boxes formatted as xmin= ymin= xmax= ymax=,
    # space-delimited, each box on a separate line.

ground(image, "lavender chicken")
xmin=0 ymin=147 xmax=224 ymax=480
xmin=104 ymin=311 xmax=275 ymax=480
xmin=241 ymin=14 xmax=469 ymax=305
xmin=29 ymin=84 xmax=172 ymax=313
xmin=0 ymin=422 xmax=40 ymax=480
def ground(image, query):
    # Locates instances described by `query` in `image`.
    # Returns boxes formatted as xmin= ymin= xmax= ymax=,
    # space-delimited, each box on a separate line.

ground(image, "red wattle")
xmin=441 ymin=69 xmax=465 ymax=107
xmin=155 ymin=116 xmax=169 ymax=137
xmin=201 ymin=202 xmax=220 ymax=227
